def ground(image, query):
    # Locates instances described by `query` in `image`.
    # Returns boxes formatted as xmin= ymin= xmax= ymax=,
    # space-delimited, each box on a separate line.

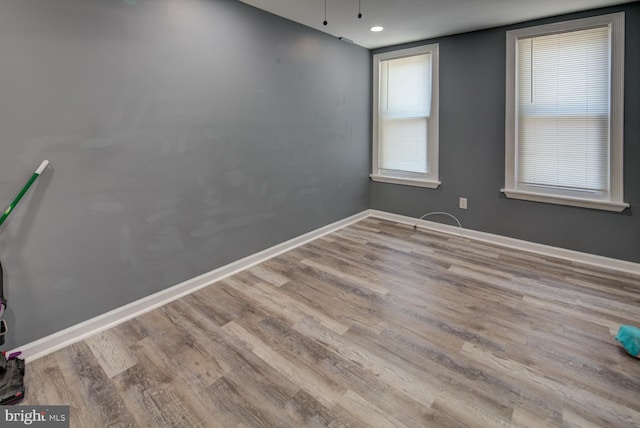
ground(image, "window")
xmin=371 ymin=44 xmax=440 ymax=188
xmin=502 ymin=13 xmax=628 ymax=212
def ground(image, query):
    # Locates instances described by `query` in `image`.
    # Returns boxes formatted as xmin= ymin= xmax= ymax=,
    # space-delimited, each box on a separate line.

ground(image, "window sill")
xmin=370 ymin=175 xmax=441 ymax=189
xmin=500 ymin=188 xmax=629 ymax=212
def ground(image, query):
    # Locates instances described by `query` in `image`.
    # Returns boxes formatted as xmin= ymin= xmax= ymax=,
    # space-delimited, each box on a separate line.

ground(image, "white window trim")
xmin=501 ymin=12 xmax=628 ymax=212
xmin=371 ymin=44 xmax=440 ymax=189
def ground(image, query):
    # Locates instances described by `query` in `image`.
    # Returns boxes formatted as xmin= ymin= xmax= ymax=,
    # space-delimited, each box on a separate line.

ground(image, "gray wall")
xmin=0 ymin=0 xmax=370 ymax=348
xmin=371 ymin=3 xmax=640 ymax=263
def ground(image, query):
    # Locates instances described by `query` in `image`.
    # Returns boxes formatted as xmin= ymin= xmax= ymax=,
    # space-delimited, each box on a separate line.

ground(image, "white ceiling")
xmin=238 ymin=0 xmax=633 ymax=49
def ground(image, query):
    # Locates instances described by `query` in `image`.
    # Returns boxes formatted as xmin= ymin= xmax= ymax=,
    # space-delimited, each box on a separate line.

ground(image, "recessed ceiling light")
xmin=370 ymin=26 xmax=384 ymax=32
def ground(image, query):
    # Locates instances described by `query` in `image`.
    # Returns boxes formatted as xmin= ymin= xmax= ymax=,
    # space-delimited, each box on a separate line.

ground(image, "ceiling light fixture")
xmin=323 ymin=0 xmax=327 ymax=25
xmin=370 ymin=26 xmax=384 ymax=32
xmin=323 ymin=0 xmax=365 ymax=26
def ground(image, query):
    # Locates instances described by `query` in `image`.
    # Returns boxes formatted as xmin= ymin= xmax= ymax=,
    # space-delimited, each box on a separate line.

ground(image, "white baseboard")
xmin=367 ymin=209 xmax=640 ymax=276
xmin=14 ymin=208 xmax=639 ymax=362
xmin=13 ymin=210 xmax=369 ymax=362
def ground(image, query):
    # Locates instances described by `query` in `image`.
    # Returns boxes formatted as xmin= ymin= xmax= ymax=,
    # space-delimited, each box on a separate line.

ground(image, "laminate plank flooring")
xmin=21 ymin=218 xmax=640 ymax=427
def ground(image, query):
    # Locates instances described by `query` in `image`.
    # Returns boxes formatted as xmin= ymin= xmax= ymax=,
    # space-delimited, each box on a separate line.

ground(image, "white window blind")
xmin=516 ymin=26 xmax=610 ymax=192
xmin=379 ymin=53 xmax=432 ymax=174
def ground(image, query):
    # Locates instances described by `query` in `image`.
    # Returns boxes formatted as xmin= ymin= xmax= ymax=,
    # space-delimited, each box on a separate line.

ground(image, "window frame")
xmin=371 ymin=44 xmax=440 ymax=189
xmin=501 ymin=12 xmax=628 ymax=212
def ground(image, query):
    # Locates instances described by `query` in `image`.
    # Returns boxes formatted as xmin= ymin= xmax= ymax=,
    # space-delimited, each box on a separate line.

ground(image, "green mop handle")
xmin=0 ymin=160 xmax=49 ymax=228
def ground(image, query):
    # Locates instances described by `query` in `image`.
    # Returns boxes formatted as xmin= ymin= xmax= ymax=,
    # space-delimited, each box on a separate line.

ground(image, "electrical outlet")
xmin=459 ymin=197 xmax=467 ymax=209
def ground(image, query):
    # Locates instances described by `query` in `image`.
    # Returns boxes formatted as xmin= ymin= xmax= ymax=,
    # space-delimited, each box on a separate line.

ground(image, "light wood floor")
xmin=22 ymin=218 xmax=640 ymax=427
